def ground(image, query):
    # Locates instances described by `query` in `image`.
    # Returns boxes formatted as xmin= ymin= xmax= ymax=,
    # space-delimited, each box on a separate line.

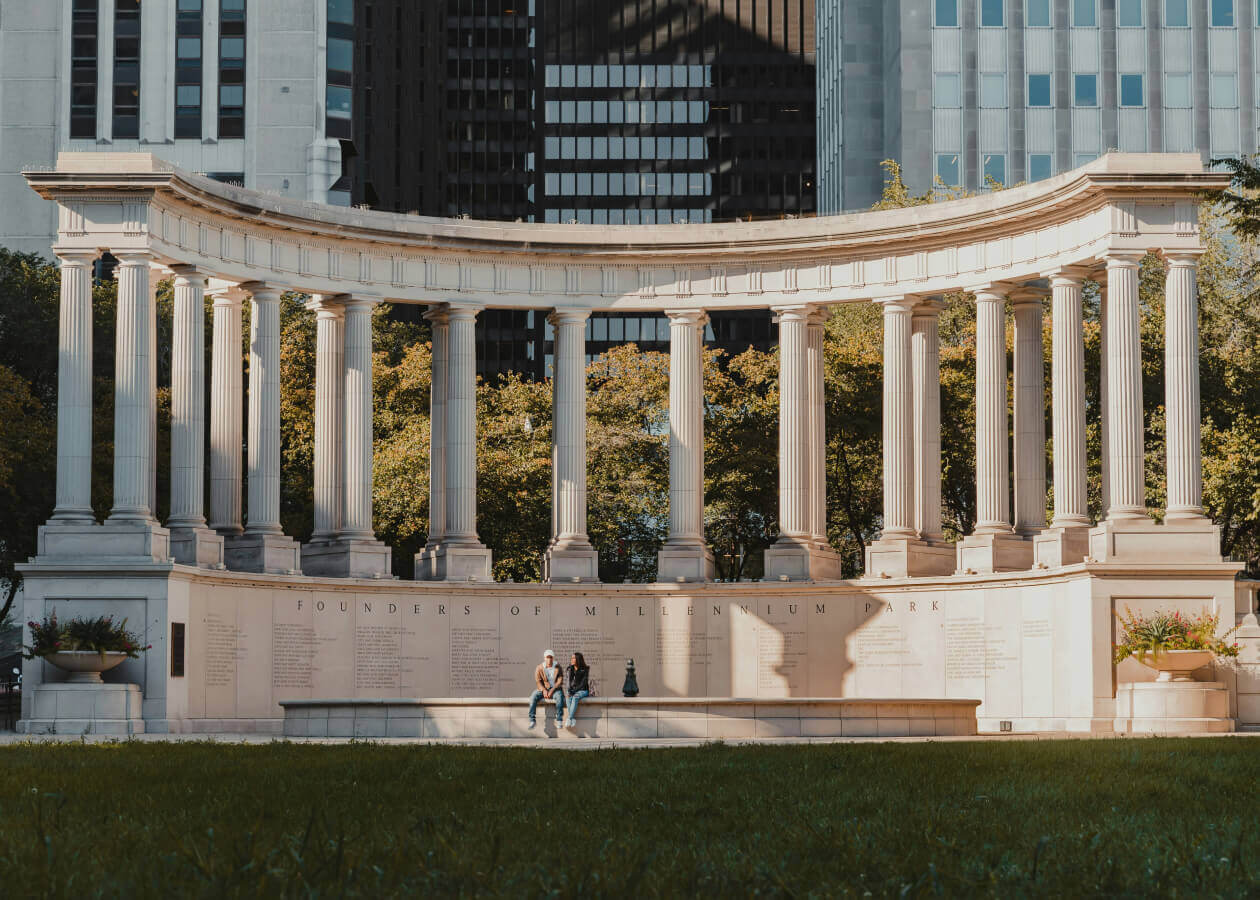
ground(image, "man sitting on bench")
xmin=528 ymin=649 xmax=565 ymax=729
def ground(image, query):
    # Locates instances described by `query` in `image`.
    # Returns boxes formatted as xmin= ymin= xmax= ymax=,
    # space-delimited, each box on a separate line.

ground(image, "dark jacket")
xmin=567 ymin=664 xmax=590 ymax=695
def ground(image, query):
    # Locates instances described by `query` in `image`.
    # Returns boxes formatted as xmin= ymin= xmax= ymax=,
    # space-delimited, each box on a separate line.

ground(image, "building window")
xmin=1211 ymin=73 xmax=1238 ymax=107
xmin=1027 ymin=0 xmax=1051 ymax=26
xmin=1212 ymin=0 xmax=1235 ymax=26
xmin=1029 ymin=154 xmax=1053 ymax=182
xmin=935 ymin=0 xmax=958 ymax=26
xmin=1165 ymin=73 xmax=1192 ymax=107
xmin=112 ymin=0 xmax=141 ymax=139
xmin=175 ymin=0 xmax=203 ymax=139
xmin=983 ymin=154 xmax=1007 ymax=187
xmin=328 ymin=0 xmax=353 ymax=24
xmin=980 ymin=73 xmax=1007 ymax=108
xmin=1075 ymin=153 xmax=1098 ymax=167
xmin=1166 ymin=0 xmax=1189 ymax=26
xmin=937 ymin=154 xmax=961 ymax=187
xmin=934 ymin=73 xmax=961 ymax=107
xmin=1028 ymin=74 xmax=1052 ymax=107
xmin=981 ymin=0 xmax=1004 ymax=26
xmin=1117 ymin=0 xmax=1143 ymax=26
xmin=1074 ymin=74 xmax=1099 ymax=107
xmin=1073 ymin=0 xmax=1096 ymax=26
xmin=218 ymin=0 xmax=246 ymax=138
xmin=326 ymin=0 xmax=353 ymax=140
xmin=70 ymin=0 xmax=98 ymax=139
xmin=1120 ymin=74 xmax=1144 ymax=107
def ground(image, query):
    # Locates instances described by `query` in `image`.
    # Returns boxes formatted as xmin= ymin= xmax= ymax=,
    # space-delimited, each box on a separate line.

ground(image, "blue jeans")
xmin=528 ymin=689 xmax=565 ymax=722
xmin=567 ymin=690 xmax=589 ymax=721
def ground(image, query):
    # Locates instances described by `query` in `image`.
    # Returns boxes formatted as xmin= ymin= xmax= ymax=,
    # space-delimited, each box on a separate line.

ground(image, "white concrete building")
xmin=0 ymin=0 xmax=344 ymax=255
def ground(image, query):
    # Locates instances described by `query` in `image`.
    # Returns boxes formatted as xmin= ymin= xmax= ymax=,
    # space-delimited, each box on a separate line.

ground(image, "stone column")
xmin=657 ymin=309 xmax=714 ymax=581
xmin=1098 ymin=278 xmax=1110 ymax=519
xmin=341 ymin=299 xmax=376 ymax=541
xmin=1034 ymin=269 xmax=1091 ymax=567
xmin=1012 ymin=291 xmax=1047 ymax=536
xmin=167 ymin=265 xmax=223 ymax=566
xmin=911 ymin=300 xmax=944 ymax=543
xmin=424 ymin=303 xmax=492 ymax=580
xmin=1164 ymin=252 xmax=1206 ymax=522
xmin=544 ymin=308 xmax=598 ymax=582
xmin=224 ymin=284 xmax=301 ymax=573
xmin=415 ymin=307 xmax=449 ymax=579
xmin=49 ymin=251 xmax=97 ymax=525
xmin=767 ymin=305 xmax=838 ymax=580
xmin=807 ymin=308 xmax=828 ymax=546
xmin=1104 ymin=252 xmax=1147 ymax=520
xmin=308 ymin=297 xmax=344 ymax=541
xmin=209 ymin=288 xmax=244 ymax=536
xmin=957 ymin=286 xmax=1032 ymax=573
xmin=880 ymin=298 xmax=916 ymax=540
xmin=107 ymin=252 xmax=156 ymax=524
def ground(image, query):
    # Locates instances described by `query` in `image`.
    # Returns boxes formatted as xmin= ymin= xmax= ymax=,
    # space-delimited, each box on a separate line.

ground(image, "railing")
xmin=0 ymin=680 xmax=19 ymax=732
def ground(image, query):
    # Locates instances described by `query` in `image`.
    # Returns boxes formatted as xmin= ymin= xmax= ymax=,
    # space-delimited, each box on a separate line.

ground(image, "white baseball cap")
xmin=544 ymin=649 xmax=555 ymax=659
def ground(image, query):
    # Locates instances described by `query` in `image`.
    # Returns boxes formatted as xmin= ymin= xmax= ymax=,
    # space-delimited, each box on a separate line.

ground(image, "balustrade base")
xmin=39 ymin=521 xmax=171 ymax=564
xmin=1088 ymin=517 xmax=1222 ymax=565
xmin=414 ymin=542 xmax=494 ymax=582
xmin=543 ymin=543 xmax=600 ymax=583
xmin=864 ymin=537 xmax=955 ymax=579
xmin=956 ymin=532 xmax=1034 ymax=574
xmin=225 ymin=533 xmax=302 ymax=575
xmin=765 ymin=538 xmax=842 ymax=582
xmin=302 ymin=538 xmax=393 ymax=579
xmin=170 ymin=526 xmax=225 ymax=568
xmin=1033 ymin=525 xmax=1091 ymax=569
xmin=656 ymin=541 xmax=715 ymax=583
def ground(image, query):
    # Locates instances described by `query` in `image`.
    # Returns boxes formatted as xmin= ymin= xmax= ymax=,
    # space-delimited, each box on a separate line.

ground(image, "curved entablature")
xmin=26 ymin=151 xmax=1225 ymax=311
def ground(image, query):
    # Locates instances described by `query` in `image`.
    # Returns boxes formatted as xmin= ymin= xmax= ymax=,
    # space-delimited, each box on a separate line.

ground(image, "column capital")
xmin=911 ymin=297 xmax=945 ymax=318
xmin=54 ymin=250 xmax=98 ymax=267
xmin=547 ymin=307 xmax=592 ymax=327
xmin=875 ymin=296 xmax=919 ymax=315
xmin=240 ymin=281 xmax=282 ymax=303
xmin=168 ymin=264 xmax=207 ymax=288
xmin=970 ymin=284 xmax=1012 ymax=304
xmin=1105 ymin=250 xmax=1146 ymax=270
xmin=444 ymin=302 xmax=482 ymax=321
xmin=665 ymin=308 xmax=709 ymax=327
xmin=807 ymin=305 xmax=833 ymax=327
xmin=1042 ymin=265 xmax=1091 ymax=287
xmin=342 ymin=297 xmax=380 ymax=314
xmin=112 ymin=249 xmax=156 ymax=268
xmin=306 ymin=293 xmax=347 ymax=318
xmin=422 ymin=305 xmax=450 ymax=325
xmin=1164 ymin=249 xmax=1205 ymax=267
xmin=1008 ymin=286 xmax=1048 ymax=311
xmin=770 ymin=303 xmax=816 ymax=324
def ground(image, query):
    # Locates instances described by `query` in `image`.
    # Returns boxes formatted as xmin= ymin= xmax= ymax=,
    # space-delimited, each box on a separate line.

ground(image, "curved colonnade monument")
xmin=17 ymin=152 xmax=1256 ymax=737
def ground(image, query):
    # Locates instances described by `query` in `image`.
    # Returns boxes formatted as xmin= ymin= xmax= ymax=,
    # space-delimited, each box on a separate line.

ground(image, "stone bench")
xmin=280 ymin=697 xmax=981 ymax=740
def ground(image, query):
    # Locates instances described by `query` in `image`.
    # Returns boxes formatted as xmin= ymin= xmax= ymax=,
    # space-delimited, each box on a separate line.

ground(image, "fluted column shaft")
xmin=209 ymin=291 xmax=244 ymax=534
xmin=168 ymin=266 xmax=208 ymax=528
xmin=665 ymin=310 xmax=707 ymax=544
xmin=51 ymin=252 xmax=97 ymax=523
xmin=108 ymin=253 xmax=156 ymax=522
xmin=807 ymin=310 xmax=828 ymax=543
xmin=1164 ymin=252 xmax=1205 ymax=520
xmin=341 ymin=299 xmax=376 ymax=539
xmin=424 ymin=310 xmax=449 ymax=546
xmin=880 ymin=299 xmax=916 ymax=539
xmin=445 ymin=306 xmax=481 ymax=544
xmin=776 ymin=307 xmax=811 ymax=539
xmin=310 ymin=297 xmax=344 ymax=539
xmin=1099 ymin=284 xmax=1110 ymax=519
xmin=550 ymin=309 xmax=592 ymax=546
xmin=1012 ymin=294 xmax=1047 ymax=535
xmin=974 ymin=289 xmax=1012 ymax=533
xmin=245 ymin=286 xmax=283 ymax=534
xmin=1050 ymin=271 xmax=1089 ymax=527
xmin=911 ymin=301 xmax=944 ymax=541
xmin=1104 ymin=253 xmax=1147 ymax=519
xmin=148 ymin=268 xmax=158 ymax=516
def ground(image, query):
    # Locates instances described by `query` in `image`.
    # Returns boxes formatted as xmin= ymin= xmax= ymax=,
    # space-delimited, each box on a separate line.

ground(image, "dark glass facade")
xmin=218 ymin=0 xmax=246 ymax=138
xmin=112 ymin=0 xmax=141 ymax=139
xmin=70 ymin=0 xmax=99 ymax=139
xmin=175 ymin=0 xmax=204 ymax=139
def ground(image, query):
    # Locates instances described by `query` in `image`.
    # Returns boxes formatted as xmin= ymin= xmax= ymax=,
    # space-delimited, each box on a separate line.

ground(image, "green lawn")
xmin=0 ymin=738 xmax=1257 ymax=897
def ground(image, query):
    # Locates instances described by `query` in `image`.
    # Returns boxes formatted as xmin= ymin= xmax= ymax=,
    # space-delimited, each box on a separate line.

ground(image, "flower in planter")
xmin=1113 ymin=606 xmax=1241 ymax=666
xmin=23 ymin=612 xmax=150 ymax=661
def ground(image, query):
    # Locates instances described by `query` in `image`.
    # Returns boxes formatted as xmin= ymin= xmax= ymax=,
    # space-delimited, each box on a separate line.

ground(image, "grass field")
xmin=0 ymin=738 xmax=1257 ymax=897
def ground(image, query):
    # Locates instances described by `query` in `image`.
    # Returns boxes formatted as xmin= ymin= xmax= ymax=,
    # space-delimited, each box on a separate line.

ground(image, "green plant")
xmin=1113 ymin=607 xmax=1240 ymax=665
xmin=22 ymin=612 xmax=149 ymax=660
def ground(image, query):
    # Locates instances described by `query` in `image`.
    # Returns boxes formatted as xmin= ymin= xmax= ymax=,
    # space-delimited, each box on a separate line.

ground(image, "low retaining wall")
xmin=279 ymin=697 xmax=981 ymax=740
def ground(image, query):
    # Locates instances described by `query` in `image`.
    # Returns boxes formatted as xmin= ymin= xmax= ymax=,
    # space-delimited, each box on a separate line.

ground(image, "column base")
xmin=1087 ymin=517 xmax=1222 ymax=564
xmin=656 ymin=541 xmax=715 ymax=583
xmin=302 ymin=538 xmax=394 ymax=579
xmin=956 ymin=531 xmax=1034 ymax=574
xmin=169 ymin=526 xmax=225 ymax=568
xmin=1032 ymin=524 xmax=1091 ymax=568
xmin=543 ymin=542 xmax=600 ymax=583
xmin=864 ymin=537 xmax=955 ymax=579
xmin=39 ymin=521 xmax=170 ymax=564
xmin=224 ymin=533 xmax=302 ymax=575
xmin=413 ymin=542 xmax=494 ymax=582
xmin=20 ymin=682 xmax=145 ymax=736
xmin=764 ymin=538 xmax=842 ymax=582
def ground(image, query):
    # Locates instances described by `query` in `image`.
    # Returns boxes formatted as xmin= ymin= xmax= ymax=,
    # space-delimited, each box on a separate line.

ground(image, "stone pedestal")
xmin=1114 ymin=681 xmax=1233 ymax=734
xmin=169 ymin=526 xmax=225 ymax=568
xmin=1088 ymin=518 xmax=1222 ymax=565
xmin=765 ymin=539 xmax=842 ymax=581
xmin=1032 ymin=525 xmax=1090 ymax=568
xmin=865 ymin=537 xmax=955 ymax=578
xmin=956 ymin=532 xmax=1033 ymax=574
xmin=225 ymin=533 xmax=302 ymax=574
xmin=21 ymin=682 xmax=145 ymax=736
xmin=657 ymin=541 xmax=715 ymax=583
xmin=302 ymin=538 xmax=393 ymax=578
xmin=414 ymin=543 xmax=493 ymax=582
xmin=543 ymin=543 xmax=599 ymax=583
xmin=39 ymin=522 xmax=170 ymax=563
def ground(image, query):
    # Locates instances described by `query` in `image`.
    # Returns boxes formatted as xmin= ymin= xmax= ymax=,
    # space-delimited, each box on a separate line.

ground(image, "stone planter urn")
xmin=44 ymin=651 xmax=129 ymax=683
xmin=1139 ymin=649 xmax=1215 ymax=682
